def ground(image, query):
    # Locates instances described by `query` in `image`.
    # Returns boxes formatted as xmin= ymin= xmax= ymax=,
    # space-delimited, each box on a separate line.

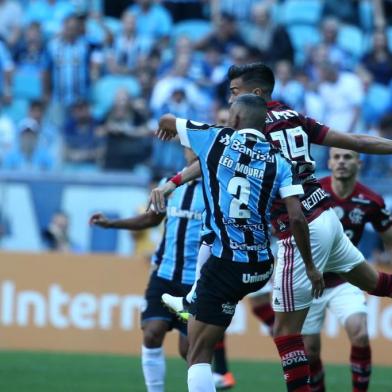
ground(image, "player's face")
xmin=229 ymin=77 xmax=262 ymax=105
xmin=328 ymin=148 xmax=361 ymax=180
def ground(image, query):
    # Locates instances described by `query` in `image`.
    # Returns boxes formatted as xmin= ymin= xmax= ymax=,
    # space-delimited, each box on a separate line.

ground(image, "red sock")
xmin=351 ymin=345 xmax=371 ymax=392
xmin=368 ymin=272 xmax=392 ymax=297
xmin=252 ymin=303 xmax=275 ymax=328
xmin=274 ymin=334 xmax=311 ymax=391
xmin=309 ymin=358 xmax=325 ymax=392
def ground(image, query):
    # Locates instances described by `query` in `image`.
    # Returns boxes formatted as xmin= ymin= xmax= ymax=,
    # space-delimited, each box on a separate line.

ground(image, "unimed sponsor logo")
xmin=0 ymin=281 xmax=144 ymax=331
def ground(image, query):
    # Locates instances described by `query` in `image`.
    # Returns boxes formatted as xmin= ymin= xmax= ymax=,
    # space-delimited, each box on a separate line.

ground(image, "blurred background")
xmin=0 ymin=0 xmax=391 ymax=258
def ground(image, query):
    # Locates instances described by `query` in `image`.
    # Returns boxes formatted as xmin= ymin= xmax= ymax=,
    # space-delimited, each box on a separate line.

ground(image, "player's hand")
xmin=89 ymin=213 xmax=111 ymax=228
xmin=306 ymin=266 xmax=324 ymax=299
xmin=147 ymin=182 xmax=176 ymax=213
xmin=155 ymin=127 xmax=177 ymax=141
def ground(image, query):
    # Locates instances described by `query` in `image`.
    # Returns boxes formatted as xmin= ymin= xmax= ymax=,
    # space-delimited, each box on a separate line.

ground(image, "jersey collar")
xmin=238 ymin=128 xmax=266 ymax=141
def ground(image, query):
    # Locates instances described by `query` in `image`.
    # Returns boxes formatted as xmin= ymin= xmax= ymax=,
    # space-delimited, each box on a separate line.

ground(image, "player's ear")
xmin=252 ymin=87 xmax=263 ymax=97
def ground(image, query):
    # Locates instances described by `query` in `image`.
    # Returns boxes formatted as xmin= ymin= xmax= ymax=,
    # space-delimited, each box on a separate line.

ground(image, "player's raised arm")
xmin=148 ymin=161 xmax=202 ymax=213
xmin=322 ymin=129 xmax=392 ymax=154
xmin=89 ymin=211 xmax=165 ymax=230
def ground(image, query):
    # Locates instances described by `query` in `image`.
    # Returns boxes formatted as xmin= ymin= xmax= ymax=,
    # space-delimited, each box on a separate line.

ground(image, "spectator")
xmin=44 ymin=14 xmax=103 ymax=112
xmin=243 ymin=2 xmax=294 ymax=65
xmin=42 ymin=211 xmax=80 ymax=252
xmin=63 ymin=100 xmax=102 ymax=169
xmin=362 ymin=30 xmax=392 ymax=86
xmin=107 ymin=11 xmax=153 ymax=75
xmin=317 ymin=17 xmax=354 ymax=70
xmin=151 ymin=88 xmax=195 ymax=176
xmin=13 ymin=23 xmax=47 ymax=98
xmin=0 ymin=107 xmax=16 ymax=161
xmin=100 ymin=89 xmax=151 ymax=171
xmin=150 ymin=53 xmax=208 ymax=118
xmin=215 ymin=0 xmax=264 ymax=22
xmin=2 ymin=118 xmax=54 ymax=171
xmin=128 ymin=0 xmax=172 ymax=44
xmin=0 ymin=0 xmax=22 ymax=50
xmin=318 ymin=62 xmax=364 ymax=133
xmin=194 ymin=12 xmax=246 ymax=55
xmin=0 ymin=39 xmax=14 ymax=104
xmin=272 ymin=60 xmax=304 ymax=110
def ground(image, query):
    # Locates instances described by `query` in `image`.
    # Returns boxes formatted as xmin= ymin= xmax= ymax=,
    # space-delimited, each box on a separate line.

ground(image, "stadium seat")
xmin=2 ymin=99 xmax=29 ymax=123
xmin=91 ymin=75 xmax=141 ymax=119
xmin=12 ymin=69 xmax=42 ymax=100
xmin=279 ymin=0 xmax=324 ymax=26
xmin=337 ymin=24 xmax=364 ymax=58
xmin=86 ymin=17 xmax=121 ymax=45
xmin=172 ymin=19 xmax=212 ymax=42
xmin=362 ymin=83 xmax=391 ymax=125
xmin=387 ymin=27 xmax=392 ymax=52
xmin=287 ymin=25 xmax=321 ymax=64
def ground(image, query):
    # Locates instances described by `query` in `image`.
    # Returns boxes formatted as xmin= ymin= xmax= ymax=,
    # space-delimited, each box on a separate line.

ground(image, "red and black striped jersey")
xmin=320 ymin=176 xmax=392 ymax=288
xmin=265 ymin=101 xmax=330 ymax=238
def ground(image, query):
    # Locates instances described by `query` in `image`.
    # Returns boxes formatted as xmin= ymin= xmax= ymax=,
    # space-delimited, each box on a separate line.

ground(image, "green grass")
xmin=0 ymin=351 xmax=391 ymax=391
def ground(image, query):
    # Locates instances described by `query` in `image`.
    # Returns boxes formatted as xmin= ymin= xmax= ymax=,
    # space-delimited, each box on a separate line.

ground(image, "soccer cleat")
xmin=161 ymin=294 xmax=190 ymax=322
xmin=213 ymin=372 xmax=236 ymax=390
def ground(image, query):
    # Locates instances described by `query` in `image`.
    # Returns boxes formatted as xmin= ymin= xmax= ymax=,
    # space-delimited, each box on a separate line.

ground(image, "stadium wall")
xmin=1 ymin=252 xmax=392 ymax=365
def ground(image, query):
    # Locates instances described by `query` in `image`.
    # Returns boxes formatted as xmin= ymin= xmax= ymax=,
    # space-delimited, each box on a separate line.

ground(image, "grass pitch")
xmin=0 ymin=351 xmax=390 ymax=391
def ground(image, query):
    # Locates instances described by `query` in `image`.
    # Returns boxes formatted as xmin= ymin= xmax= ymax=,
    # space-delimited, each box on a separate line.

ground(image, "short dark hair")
xmin=232 ymin=93 xmax=267 ymax=128
xmin=228 ymin=63 xmax=275 ymax=95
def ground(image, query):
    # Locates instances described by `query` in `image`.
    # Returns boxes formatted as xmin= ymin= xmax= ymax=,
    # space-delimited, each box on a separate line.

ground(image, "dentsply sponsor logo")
xmin=0 ymin=280 xmax=143 ymax=330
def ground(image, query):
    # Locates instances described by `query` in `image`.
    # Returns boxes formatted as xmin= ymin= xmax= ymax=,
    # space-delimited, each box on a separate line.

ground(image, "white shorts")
xmin=247 ymin=280 xmax=273 ymax=298
xmin=301 ymin=282 xmax=367 ymax=335
xmin=272 ymin=208 xmax=365 ymax=312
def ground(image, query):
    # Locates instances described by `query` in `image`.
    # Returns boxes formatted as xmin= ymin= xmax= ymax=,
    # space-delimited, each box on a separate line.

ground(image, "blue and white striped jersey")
xmin=152 ymin=179 xmax=204 ymax=285
xmin=176 ymin=119 xmax=303 ymax=263
xmin=46 ymin=37 xmax=103 ymax=105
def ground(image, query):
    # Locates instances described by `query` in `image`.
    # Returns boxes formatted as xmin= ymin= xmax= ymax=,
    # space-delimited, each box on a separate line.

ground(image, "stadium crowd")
xmin=0 ymin=0 xmax=391 ymax=178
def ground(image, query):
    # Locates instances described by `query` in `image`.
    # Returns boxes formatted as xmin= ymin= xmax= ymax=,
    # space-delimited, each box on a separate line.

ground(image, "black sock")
xmin=213 ymin=338 xmax=228 ymax=375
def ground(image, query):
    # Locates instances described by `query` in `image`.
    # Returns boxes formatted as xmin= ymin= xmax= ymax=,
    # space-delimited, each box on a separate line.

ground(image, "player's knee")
xmin=349 ymin=326 xmax=369 ymax=347
xmin=143 ymin=326 xmax=165 ymax=348
xmin=346 ymin=315 xmax=369 ymax=347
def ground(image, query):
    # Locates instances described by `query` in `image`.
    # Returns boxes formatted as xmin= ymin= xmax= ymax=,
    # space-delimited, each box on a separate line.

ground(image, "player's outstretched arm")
xmin=156 ymin=113 xmax=178 ymax=141
xmin=148 ymin=161 xmax=202 ymax=213
xmin=89 ymin=211 xmax=165 ymax=230
xmin=284 ymin=196 xmax=325 ymax=298
xmin=322 ymin=129 xmax=392 ymax=154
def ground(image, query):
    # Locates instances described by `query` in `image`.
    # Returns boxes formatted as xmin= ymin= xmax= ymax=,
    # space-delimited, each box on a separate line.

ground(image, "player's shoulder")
xmin=319 ymin=176 xmax=332 ymax=190
xmin=353 ymin=181 xmax=385 ymax=206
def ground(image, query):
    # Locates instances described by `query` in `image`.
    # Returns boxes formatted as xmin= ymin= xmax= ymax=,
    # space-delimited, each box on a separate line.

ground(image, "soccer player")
xmin=90 ymin=148 xmax=205 ymax=392
xmin=302 ymin=148 xmax=392 ymax=392
xmin=155 ymin=63 xmax=392 ymax=391
xmin=156 ymin=93 xmax=324 ymax=392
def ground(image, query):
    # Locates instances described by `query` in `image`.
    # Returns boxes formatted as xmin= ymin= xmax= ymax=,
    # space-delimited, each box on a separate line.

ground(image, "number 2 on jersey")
xmin=228 ymin=177 xmax=251 ymax=219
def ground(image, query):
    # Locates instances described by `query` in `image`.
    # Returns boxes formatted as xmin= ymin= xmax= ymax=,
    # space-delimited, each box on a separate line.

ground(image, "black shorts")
xmin=189 ymin=256 xmax=274 ymax=328
xmin=141 ymin=271 xmax=192 ymax=335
